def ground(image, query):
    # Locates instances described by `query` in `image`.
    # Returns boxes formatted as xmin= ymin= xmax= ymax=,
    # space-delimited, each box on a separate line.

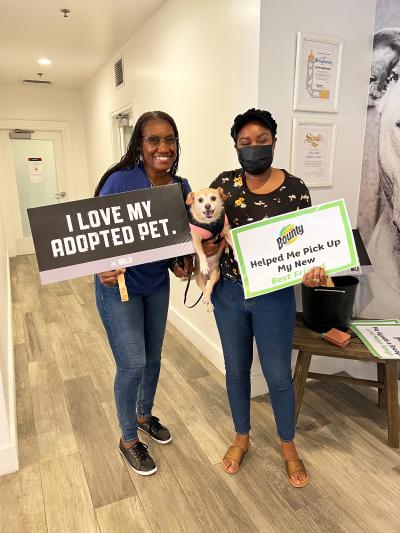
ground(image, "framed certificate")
xmin=293 ymin=32 xmax=344 ymax=113
xmin=291 ymin=117 xmax=336 ymax=187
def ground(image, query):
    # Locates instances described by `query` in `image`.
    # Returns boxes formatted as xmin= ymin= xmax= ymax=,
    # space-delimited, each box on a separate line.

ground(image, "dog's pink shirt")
xmin=189 ymin=214 xmax=228 ymax=240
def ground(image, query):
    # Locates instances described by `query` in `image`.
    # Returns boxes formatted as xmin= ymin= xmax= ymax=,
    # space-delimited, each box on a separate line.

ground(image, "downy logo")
xmin=276 ymin=224 xmax=304 ymax=250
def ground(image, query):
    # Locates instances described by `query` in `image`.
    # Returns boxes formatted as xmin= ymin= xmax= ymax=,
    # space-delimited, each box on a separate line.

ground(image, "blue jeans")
xmin=95 ymin=277 xmax=169 ymax=441
xmin=212 ymin=278 xmax=296 ymax=441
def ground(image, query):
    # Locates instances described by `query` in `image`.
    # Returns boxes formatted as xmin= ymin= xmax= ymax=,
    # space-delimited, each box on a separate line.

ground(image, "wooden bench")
xmin=292 ymin=315 xmax=399 ymax=448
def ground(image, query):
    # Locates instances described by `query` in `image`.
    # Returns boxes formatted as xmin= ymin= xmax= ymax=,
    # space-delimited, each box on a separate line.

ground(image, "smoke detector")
xmin=22 ymin=79 xmax=52 ymax=85
xmin=21 ymin=71 xmax=52 ymax=85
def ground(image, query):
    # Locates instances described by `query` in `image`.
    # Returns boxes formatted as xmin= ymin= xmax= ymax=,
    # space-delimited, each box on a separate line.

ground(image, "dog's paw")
xmin=202 ymin=296 xmax=214 ymax=313
xmin=200 ymin=260 xmax=209 ymax=275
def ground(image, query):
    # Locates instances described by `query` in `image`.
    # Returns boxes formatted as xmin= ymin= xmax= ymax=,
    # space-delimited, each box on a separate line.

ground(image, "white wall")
xmin=259 ymin=0 xmax=376 ymax=223
xmin=82 ymin=0 xmax=261 ymax=376
xmin=0 ymin=84 xmax=89 ymax=474
xmin=83 ymin=0 xmax=260 ymax=192
xmin=259 ymin=0 xmax=378 ymax=378
xmin=0 ymin=209 xmax=18 ymax=475
xmin=0 ymin=84 xmax=90 ymax=200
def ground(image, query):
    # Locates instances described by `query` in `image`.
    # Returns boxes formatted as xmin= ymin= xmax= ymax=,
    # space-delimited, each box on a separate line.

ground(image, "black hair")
xmin=94 ymin=110 xmax=180 ymax=196
xmin=230 ymin=108 xmax=278 ymax=141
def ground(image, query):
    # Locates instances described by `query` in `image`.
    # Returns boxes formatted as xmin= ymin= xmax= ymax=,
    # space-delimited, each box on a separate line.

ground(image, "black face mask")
xmin=237 ymin=144 xmax=273 ymax=175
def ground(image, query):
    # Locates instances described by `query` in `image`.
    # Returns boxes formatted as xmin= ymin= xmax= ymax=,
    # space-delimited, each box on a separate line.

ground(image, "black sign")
xmin=28 ymin=184 xmax=194 ymax=283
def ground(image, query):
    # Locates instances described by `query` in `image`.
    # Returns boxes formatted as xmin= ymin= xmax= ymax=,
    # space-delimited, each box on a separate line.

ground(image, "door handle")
xmin=55 ymin=191 xmax=66 ymax=199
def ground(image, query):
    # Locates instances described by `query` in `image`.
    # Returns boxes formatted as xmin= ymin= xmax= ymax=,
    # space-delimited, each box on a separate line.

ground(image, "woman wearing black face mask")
xmin=207 ymin=109 xmax=325 ymax=487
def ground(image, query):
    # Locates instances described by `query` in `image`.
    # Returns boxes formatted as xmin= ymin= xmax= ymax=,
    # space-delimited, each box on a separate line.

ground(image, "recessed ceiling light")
xmin=38 ymin=58 xmax=52 ymax=65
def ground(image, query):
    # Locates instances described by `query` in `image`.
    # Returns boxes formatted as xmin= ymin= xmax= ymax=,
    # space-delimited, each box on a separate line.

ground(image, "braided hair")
xmin=94 ymin=110 xmax=181 ymax=196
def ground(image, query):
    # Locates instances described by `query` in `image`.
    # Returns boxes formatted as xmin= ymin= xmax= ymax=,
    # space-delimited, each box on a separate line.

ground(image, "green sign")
xmin=231 ymin=199 xmax=358 ymax=298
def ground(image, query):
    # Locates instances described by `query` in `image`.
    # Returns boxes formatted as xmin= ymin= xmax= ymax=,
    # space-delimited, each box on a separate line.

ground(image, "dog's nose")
xmin=204 ymin=204 xmax=211 ymax=210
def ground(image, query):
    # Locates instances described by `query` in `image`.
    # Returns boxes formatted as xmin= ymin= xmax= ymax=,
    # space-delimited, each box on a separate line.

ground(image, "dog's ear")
xmin=217 ymin=187 xmax=227 ymax=201
xmin=186 ymin=192 xmax=195 ymax=206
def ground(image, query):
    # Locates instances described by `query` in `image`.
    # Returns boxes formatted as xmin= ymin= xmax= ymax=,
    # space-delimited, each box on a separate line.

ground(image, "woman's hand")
xmin=302 ymin=266 xmax=327 ymax=288
xmin=98 ymin=268 xmax=126 ymax=287
xmin=172 ymin=255 xmax=194 ymax=278
xmin=202 ymin=236 xmax=225 ymax=258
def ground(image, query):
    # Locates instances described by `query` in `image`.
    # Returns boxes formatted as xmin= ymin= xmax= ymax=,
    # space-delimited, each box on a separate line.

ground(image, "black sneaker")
xmin=119 ymin=440 xmax=157 ymax=476
xmin=137 ymin=416 xmax=172 ymax=444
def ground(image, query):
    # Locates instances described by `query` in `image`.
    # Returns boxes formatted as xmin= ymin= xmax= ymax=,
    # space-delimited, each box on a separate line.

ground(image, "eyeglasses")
xmin=143 ymin=135 xmax=178 ymax=146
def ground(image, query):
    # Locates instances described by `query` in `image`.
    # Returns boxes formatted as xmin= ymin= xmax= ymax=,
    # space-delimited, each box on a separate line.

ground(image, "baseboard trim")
xmin=237 ymin=350 xmax=348 ymax=399
xmin=250 ymin=372 xmax=268 ymax=397
xmin=168 ymin=307 xmax=352 ymax=400
xmin=0 ymin=443 xmax=18 ymax=476
xmin=168 ymin=306 xmax=225 ymax=374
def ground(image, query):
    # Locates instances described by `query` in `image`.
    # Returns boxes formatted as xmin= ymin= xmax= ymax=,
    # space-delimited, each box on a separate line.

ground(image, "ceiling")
xmin=0 ymin=0 xmax=165 ymax=89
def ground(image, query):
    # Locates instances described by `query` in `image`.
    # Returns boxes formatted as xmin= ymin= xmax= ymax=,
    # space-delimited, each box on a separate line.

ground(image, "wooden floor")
xmin=2 ymin=254 xmax=400 ymax=533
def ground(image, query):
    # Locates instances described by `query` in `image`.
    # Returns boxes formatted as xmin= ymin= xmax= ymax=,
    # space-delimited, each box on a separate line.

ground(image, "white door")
xmin=6 ymin=130 xmax=67 ymax=255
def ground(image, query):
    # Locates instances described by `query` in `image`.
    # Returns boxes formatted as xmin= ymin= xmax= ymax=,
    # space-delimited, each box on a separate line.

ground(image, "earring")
xmin=139 ymin=153 xmax=143 ymax=161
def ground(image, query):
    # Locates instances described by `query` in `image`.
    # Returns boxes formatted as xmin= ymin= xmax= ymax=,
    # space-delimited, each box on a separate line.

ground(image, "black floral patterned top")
xmin=210 ymin=169 xmax=311 ymax=282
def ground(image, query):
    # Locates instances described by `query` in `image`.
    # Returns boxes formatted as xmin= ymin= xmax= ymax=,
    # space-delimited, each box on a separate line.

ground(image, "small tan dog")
xmin=186 ymin=187 xmax=232 ymax=312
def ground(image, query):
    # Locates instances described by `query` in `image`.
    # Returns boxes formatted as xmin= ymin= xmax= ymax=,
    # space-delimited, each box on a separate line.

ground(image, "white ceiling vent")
xmin=114 ymin=58 xmax=124 ymax=88
xmin=22 ymin=79 xmax=52 ymax=85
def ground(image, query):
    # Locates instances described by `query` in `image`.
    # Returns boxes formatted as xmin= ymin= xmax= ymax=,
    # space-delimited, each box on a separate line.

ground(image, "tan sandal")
xmin=283 ymin=458 xmax=309 ymax=488
xmin=222 ymin=445 xmax=249 ymax=474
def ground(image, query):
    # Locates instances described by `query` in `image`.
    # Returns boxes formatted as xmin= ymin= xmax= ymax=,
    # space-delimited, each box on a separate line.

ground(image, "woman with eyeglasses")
xmin=94 ymin=111 xmax=193 ymax=476
xmin=205 ymin=108 xmax=326 ymax=487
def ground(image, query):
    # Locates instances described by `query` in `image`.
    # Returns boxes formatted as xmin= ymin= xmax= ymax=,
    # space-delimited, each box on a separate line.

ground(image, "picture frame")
xmin=291 ymin=116 xmax=337 ymax=187
xmin=293 ymin=32 xmax=344 ymax=113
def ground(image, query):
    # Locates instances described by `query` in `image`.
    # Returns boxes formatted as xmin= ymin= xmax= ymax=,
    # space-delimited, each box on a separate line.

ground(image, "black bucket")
xmin=301 ymin=276 xmax=359 ymax=333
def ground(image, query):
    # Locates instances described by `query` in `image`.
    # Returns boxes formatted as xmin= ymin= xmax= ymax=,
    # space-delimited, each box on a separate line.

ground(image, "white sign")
xmin=28 ymin=157 xmax=44 ymax=183
xmin=231 ymin=199 xmax=358 ymax=299
xmin=350 ymin=322 xmax=400 ymax=359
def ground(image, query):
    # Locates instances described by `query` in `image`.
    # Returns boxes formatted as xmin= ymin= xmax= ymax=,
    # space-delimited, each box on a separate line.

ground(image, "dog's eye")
xmin=210 ymin=196 xmax=216 ymax=201
xmin=198 ymin=198 xmax=204 ymax=203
